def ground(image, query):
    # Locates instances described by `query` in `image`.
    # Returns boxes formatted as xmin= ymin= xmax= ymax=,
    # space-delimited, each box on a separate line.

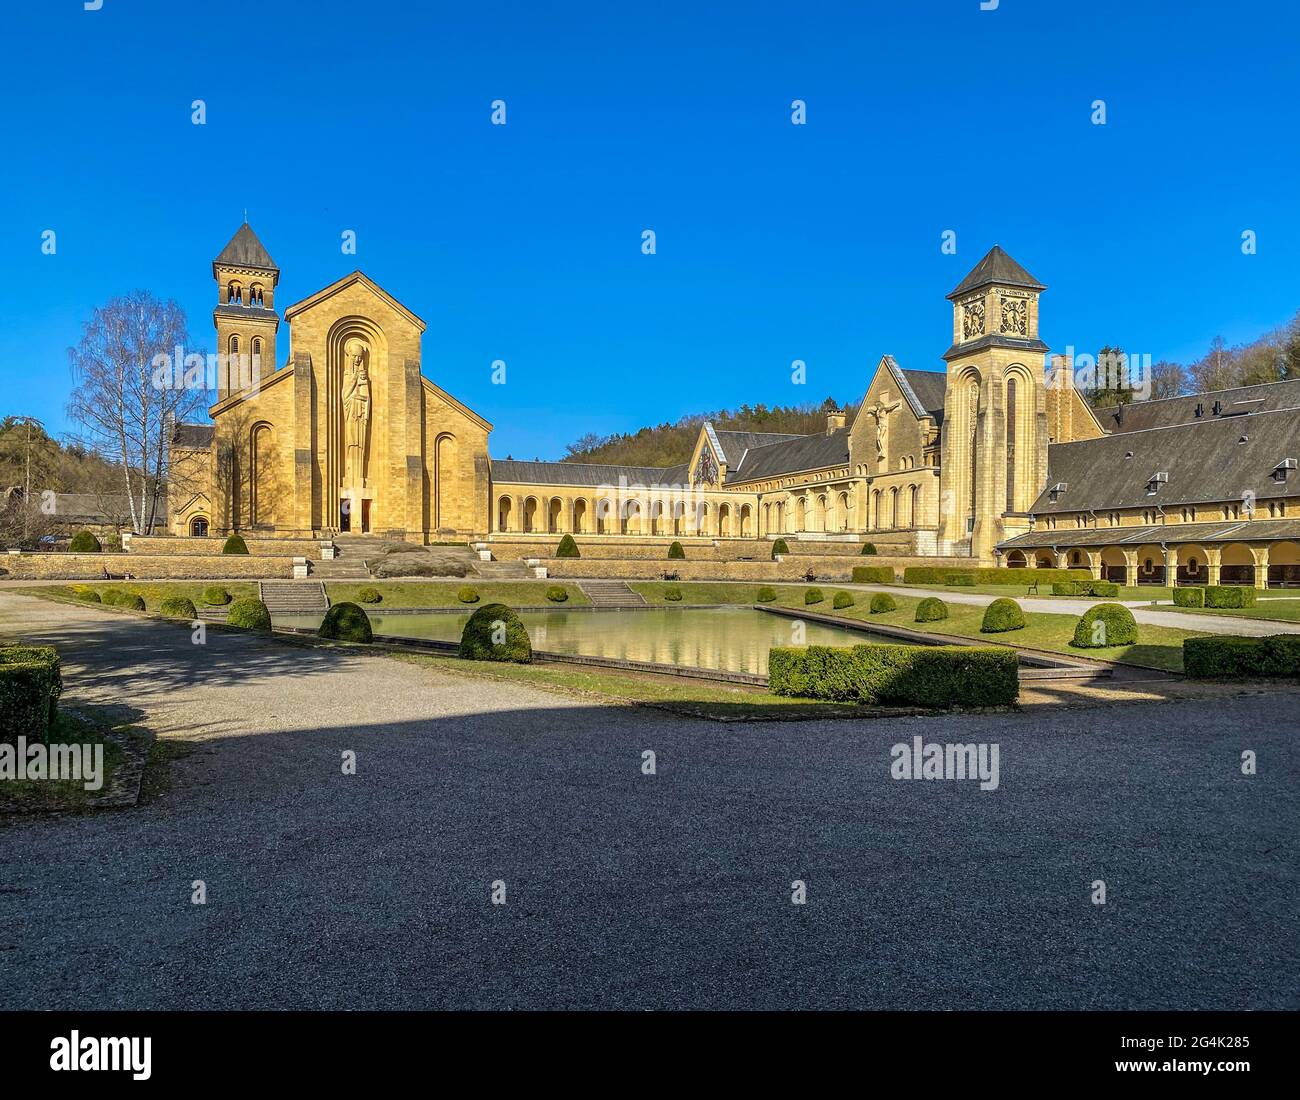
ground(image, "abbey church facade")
xmin=171 ymin=226 xmax=1300 ymax=587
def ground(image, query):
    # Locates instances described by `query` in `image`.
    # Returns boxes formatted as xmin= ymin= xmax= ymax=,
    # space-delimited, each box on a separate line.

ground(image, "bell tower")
xmin=937 ymin=246 xmax=1050 ymax=561
xmin=212 ymin=223 xmax=280 ymax=401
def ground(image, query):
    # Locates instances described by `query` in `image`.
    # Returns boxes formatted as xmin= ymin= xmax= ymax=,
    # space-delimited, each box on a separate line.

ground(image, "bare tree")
xmin=66 ymin=292 xmax=205 ymax=534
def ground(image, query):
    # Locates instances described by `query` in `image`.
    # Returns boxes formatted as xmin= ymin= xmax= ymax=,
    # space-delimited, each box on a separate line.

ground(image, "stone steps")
xmin=578 ymin=580 xmax=647 ymax=607
xmin=474 ymin=559 xmax=532 ymax=579
xmin=259 ymin=580 xmax=329 ymax=614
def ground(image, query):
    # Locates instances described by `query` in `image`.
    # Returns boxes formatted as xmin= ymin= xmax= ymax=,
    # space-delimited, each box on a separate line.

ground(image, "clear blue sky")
xmin=3 ymin=0 xmax=1298 ymax=459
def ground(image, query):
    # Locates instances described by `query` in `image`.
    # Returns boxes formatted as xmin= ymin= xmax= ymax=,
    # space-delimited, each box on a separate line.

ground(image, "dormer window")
xmin=1271 ymin=458 xmax=1297 ymax=484
xmin=1146 ymin=471 xmax=1168 ymax=495
xmin=1047 ymin=481 xmax=1068 ymax=504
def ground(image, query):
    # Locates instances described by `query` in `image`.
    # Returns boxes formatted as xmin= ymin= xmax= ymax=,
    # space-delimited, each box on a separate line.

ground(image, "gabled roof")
xmin=728 ymin=428 xmax=851 ymax=483
xmin=283 ymin=270 xmax=426 ymax=331
xmin=710 ymin=429 xmax=806 ymax=467
xmin=171 ymin=422 xmax=215 ymax=449
xmin=1094 ymin=378 xmax=1300 ymax=434
xmin=1029 ymin=408 xmax=1300 ymax=514
xmin=213 ymin=223 xmax=277 ymax=272
xmin=947 ymin=245 xmax=1045 ymax=300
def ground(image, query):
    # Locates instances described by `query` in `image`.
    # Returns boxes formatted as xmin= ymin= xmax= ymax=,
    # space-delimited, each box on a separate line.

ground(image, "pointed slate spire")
xmin=214 ymin=222 xmax=277 ymax=271
xmin=947 ymin=245 xmax=1044 ymax=300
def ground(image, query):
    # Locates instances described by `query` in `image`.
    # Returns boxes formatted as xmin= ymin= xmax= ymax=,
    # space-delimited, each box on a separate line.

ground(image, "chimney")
xmin=825 ymin=410 xmax=846 ymax=434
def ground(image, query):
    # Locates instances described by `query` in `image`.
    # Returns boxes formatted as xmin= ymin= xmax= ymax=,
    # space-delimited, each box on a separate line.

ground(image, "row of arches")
xmin=870 ymin=484 xmax=921 ymax=531
xmin=225 ymin=281 xmax=267 ymax=307
xmin=496 ymin=495 xmax=756 ymax=537
xmin=1004 ymin=540 xmax=1300 ymax=587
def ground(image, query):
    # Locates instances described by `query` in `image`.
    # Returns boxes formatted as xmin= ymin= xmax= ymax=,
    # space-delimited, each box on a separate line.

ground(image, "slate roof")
xmin=214 ymin=223 xmax=277 ymax=271
xmin=898 ymin=366 xmax=947 ymax=422
xmin=728 ymin=428 xmax=851 ymax=483
xmin=1093 ymin=378 xmax=1300 ymax=434
xmin=1000 ymin=518 xmax=1300 ymax=551
xmin=1027 ymin=408 xmax=1300 ymax=514
xmin=711 ymin=430 xmax=805 ymax=467
xmin=947 ymin=245 xmax=1045 ymax=300
xmin=492 ymin=459 xmax=690 ymax=488
xmin=172 ymin=423 xmax=215 ymax=449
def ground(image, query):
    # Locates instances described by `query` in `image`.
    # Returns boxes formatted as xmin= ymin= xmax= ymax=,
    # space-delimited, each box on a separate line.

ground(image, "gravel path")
xmin=1 ymin=592 xmax=1296 ymax=1010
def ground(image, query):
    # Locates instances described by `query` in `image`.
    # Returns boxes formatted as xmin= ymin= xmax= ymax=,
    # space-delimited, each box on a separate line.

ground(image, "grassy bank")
xmin=324 ymin=580 xmax=591 ymax=607
xmin=0 ymin=711 xmax=126 ymax=812
xmin=28 ymin=581 xmax=259 ymax=612
xmin=1149 ymin=598 xmax=1300 ymax=623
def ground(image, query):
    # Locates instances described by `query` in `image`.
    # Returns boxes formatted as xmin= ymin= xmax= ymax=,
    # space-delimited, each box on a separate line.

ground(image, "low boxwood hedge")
xmin=222 ymin=533 xmax=249 ymax=555
xmin=318 ymin=602 xmax=373 ymax=643
xmin=914 ymin=597 xmax=948 ymax=622
xmin=1089 ymin=581 xmax=1120 ymax=597
xmin=1184 ymin=634 xmax=1300 ymax=679
xmin=105 ymin=591 xmax=145 ymax=611
xmin=756 ymin=586 xmax=777 ymax=603
xmin=804 ymin=587 xmax=824 ymax=605
xmin=358 ymin=586 xmax=382 ymax=604
xmin=667 ymin=541 xmax=685 ymax=560
xmin=771 ymin=538 xmax=789 ymax=559
xmin=981 ymin=597 xmax=1025 ymax=633
xmin=68 ymin=530 xmax=102 ymax=553
xmin=663 ymin=585 xmax=683 ymax=601
xmin=904 ymin=566 xmax=1090 ymax=585
xmin=1172 ymin=587 xmax=1205 ymax=608
xmin=202 ymin=585 xmax=232 ymax=606
xmin=945 ymin=573 xmax=977 ymax=586
xmin=1204 ymin=585 xmax=1256 ymax=609
xmin=159 ymin=596 xmax=197 ymax=619
xmin=869 ymin=592 xmax=896 ymax=614
xmin=1071 ymin=603 xmax=1138 ymax=648
xmin=459 ymin=603 xmax=532 ymax=663
xmin=832 ymin=591 xmax=854 ymax=610
xmin=71 ymin=585 xmax=101 ymax=603
xmin=768 ymin=644 xmax=1018 ymax=707
xmin=0 ymin=644 xmax=62 ymax=742
xmin=457 ymin=586 xmax=480 ymax=604
xmin=859 ymin=542 xmax=877 ymax=556
xmin=555 ymin=534 xmax=580 ymax=559
xmin=227 ymin=597 xmax=271 ymax=630
xmin=852 ymin=566 xmax=895 ymax=584
xmin=545 ymin=585 xmax=569 ymax=602
xmin=1051 ymin=581 xmax=1089 ymax=596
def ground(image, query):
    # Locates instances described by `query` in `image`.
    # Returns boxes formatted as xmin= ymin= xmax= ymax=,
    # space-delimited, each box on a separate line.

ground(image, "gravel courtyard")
xmin=1 ymin=592 xmax=1296 ymax=1010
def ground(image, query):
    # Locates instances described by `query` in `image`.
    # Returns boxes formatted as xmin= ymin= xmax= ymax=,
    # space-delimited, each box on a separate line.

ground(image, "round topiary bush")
xmin=545 ymin=585 xmax=568 ymax=602
xmin=869 ymin=592 xmax=896 ymax=614
xmin=227 ymin=597 xmax=271 ymax=630
xmin=115 ymin=592 xmax=145 ymax=612
xmin=358 ymin=586 xmax=382 ymax=604
xmin=667 ymin=541 xmax=685 ymax=560
xmin=663 ymin=585 xmax=683 ymax=601
xmin=159 ymin=596 xmax=197 ymax=619
xmin=555 ymin=534 xmax=580 ymax=559
xmin=222 ymin=533 xmax=249 ymax=555
xmin=756 ymin=586 xmax=777 ymax=603
xmin=202 ymin=585 xmax=231 ymax=606
xmin=459 ymin=603 xmax=532 ymax=663
xmin=1072 ymin=602 xmax=1138 ymax=648
xmin=980 ymin=597 xmax=1026 ymax=633
xmin=771 ymin=538 xmax=789 ymax=559
xmin=860 ymin=542 xmax=877 ymax=556
xmin=318 ymin=602 xmax=373 ymax=643
xmin=71 ymin=585 xmax=101 ymax=603
xmin=99 ymin=587 xmax=124 ymax=606
xmin=915 ymin=597 xmax=949 ymax=623
xmin=457 ymin=586 xmax=480 ymax=604
xmin=833 ymin=591 xmax=854 ymax=609
xmin=69 ymin=530 xmax=102 ymax=553
xmin=804 ymin=587 xmax=824 ymax=605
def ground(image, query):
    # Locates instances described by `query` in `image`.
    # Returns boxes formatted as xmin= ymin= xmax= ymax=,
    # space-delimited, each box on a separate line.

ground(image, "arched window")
xmin=189 ymin=516 xmax=209 ymax=537
xmin=250 ymin=283 xmax=264 ymax=306
xmin=229 ymin=334 xmax=240 ymax=356
xmin=251 ymin=337 xmax=262 ymax=369
xmin=227 ymin=281 xmax=242 ymax=304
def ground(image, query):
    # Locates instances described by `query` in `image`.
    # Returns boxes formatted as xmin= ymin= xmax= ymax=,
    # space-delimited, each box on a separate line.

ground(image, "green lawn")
xmin=29 ymin=581 xmax=259 ymax=612
xmin=1149 ymin=598 xmax=1300 ymax=623
xmin=898 ymin=582 xmax=1176 ymax=602
xmin=0 ymin=710 xmax=126 ymax=812
xmin=630 ymin=581 xmax=810 ymax=605
xmin=325 ymin=580 xmax=591 ymax=607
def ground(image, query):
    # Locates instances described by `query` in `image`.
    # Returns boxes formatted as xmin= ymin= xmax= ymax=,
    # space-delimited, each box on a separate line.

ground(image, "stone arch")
xmin=889 ymin=486 xmax=900 ymax=529
xmin=547 ymin=496 xmax=563 ymax=534
xmin=1219 ymin=542 xmax=1255 ymax=585
xmin=1175 ymin=543 xmax=1208 ymax=585
xmin=497 ymin=495 xmax=512 ymax=532
xmin=1135 ymin=544 xmax=1167 ymax=585
xmin=1005 ymin=549 xmax=1027 ymax=568
xmin=249 ymin=421 xmax=275 ymax=528
xmin=595 ymin=496 xmax=614 ymax=535
xmin=1003 ymin=363 xmax=1036 ymax=514
xmin=1268 ymin=540 xmax=1300 ymax=587
xmin=718 ymin=502 xmax=733 ymax=537
xmin=325 ymin=316 xmax=388 ymax=531
xmin=572 ymin=497 xmax=589 ymax=534
xmin=189 ymin=515 xmax=210 ymax=538
xmin=433 ymin=432 xmax=457 ymax=533
xmin=739 ymin=503 xmax=753 ymax=538
xmin=522 ymin=496 xmax=540 ymax=534
xmin=813 ymin=494 xmax=827 ymax=532
xmin=1100 ymin=546 xmax=1129 ymax=584
xmin=836 ymin=491 xmax=850 ymax=532
xmin=954 ymin=368 xmax=982 ymax=531
xmin=794 ymin=497 xmax=806 ymax=531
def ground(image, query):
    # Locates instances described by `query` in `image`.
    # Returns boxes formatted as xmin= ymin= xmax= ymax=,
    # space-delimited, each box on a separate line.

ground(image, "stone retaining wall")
xmin=126 ymin=535 xmax=325 ymax=557
xmin=1 ymin=553 xmax=296 ymax=580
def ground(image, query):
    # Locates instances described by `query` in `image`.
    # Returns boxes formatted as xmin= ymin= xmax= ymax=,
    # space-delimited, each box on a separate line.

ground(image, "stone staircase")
xmin=578 ymin=579 xmax=647 ymax=607
xmin=258 ymin=580 xmax=329 ymax=615
xmin=474 ymin=557 xmax=532 ymax=579
xmin=311 ymin=536 xmax=380 ymax=579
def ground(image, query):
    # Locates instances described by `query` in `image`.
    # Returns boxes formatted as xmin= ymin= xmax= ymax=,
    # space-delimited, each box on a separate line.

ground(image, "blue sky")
xmin=4 ymin=0 xmax=1298 ymax=459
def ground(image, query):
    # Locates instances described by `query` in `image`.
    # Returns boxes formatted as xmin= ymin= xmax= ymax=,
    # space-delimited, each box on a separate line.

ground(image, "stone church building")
xmin=171 ymin=225 xmax=1300 ymax=587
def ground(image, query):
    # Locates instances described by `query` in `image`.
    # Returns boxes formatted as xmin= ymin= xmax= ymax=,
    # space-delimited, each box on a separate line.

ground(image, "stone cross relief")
xmin=865 ymin=394 xmax=900 ymax=459
xmin=342 ymin=337 xmax=372 ymax=489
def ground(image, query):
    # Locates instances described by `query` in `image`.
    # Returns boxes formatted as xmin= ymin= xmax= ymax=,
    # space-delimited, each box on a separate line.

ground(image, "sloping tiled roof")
xmin=947 ymin=245 xmax=1045 ymax=300
xmin=1000 ymin=518 xmax=1300 ymax=551
xmin=1093 ymin=378 xmax=1300 ymax=434
xmin=711 ymin=429 xmax=806 ymax=467
xmin=214 ymin=223 xmax=277 ymax=271
xmin=492 ymin=459 xmax=690 ymax=488
xmin=899 ymin=367 xmax=947 ymax=419
xmin=729 ymin=428 xmax=851 ymax=482
xmin=172 ymin=423 xmax=215 ymax=449
xmin=1030 ymin=408 xmax=1300 ymax=514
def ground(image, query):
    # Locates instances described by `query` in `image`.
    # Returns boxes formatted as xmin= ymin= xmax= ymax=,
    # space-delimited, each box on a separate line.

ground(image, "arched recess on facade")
xmin=672 ymin=501 xmax=686 ymax=536
xmin=595 ymin=496 xmax=613 ymax=535
xmin=908 ymin=484 xmax=920 ymax=529
xmin=836 ymin=491 xmax=850 ymax=532
xmin=890 ymin=486 xmax=900 ymax=529
xmin=1219 ymin=542 xmax=1255 ymax=585
xmin=812 ymin=494 xmax=827 ymax=532
xmin=547 ymin=496 xmax=563 ymax=534
xmin=572 ymin=497 xmax=589 ymax=534
xmin=1003 ymin=364 xmax=1036 ymax=514
xmin=249 ymin=421 xmax=275 ymax=528
xmin=739 ymin=503 xmax=753 ymax=537
xmin=795 ymin=497 xmax=807 ymax=532
xmin=497 ymin=495 xmax=512 ymax=532
xmin=1175 ymin=544 xmax=1209 ymax=585
xmin=1100 ymin=546 xmax=1129 ymax=583
xmin=621 ymin=498 xmax=642 ymax=535
xmin=1134 ymin=544 xmax=1167 ymax=585
xmin=1269 ymin=540 xmax=1300 ymax=586
xmin=1005 ymin=549 xmax=1027 ymax=568
xmin=189 ymin=515 xmax=210 ymax=538
xmin=718 ymin=502 xmax=733 ymax=538
xmin=433 ymin=432 xmax=456 ymax=533
xmin=1033 ymin=549 xmax=1057 ymax=569
xmin=325 ymin=316 xmax=388 ymax=531
xmin=869 ymin=489 xmax=880 ymax=531
xmin=522 ymin=496 xmax=539 ymax=534
xmin=954 ymin=368 xmax=982 ymax=531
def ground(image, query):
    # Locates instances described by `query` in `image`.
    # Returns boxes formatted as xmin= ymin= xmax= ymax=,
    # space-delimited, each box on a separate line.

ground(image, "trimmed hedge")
xmin=227 ymin=597 xmax=271 ymax=630
xmin=804 ymin=587 xmax=825 ymax=605
xmin=945 ymin=573 xmax=977 ymax=586
xmin=771 ymin=538 xmax=789 ymax=559
xmin=457 ymin=586 xmax=480 ymax=604
xmin=107 ymin=591 xmax=145 ymax=611
xmin=1205 ymin=585 xmax=1257 ymax=609
xmin=859 ymin=542 xmax=877 ymax=556
xmin=71 ymin=585 xmax=101 ymax=603
xmin=667 ymin=541 xmax=685 ymax=560
xmin=1090 ymin=581 xmax=1120 ymax=597
xmin=159 ymin=596 xmax=197 ymax=618
xmin=222 ymin=533 xmax=249 ymax=555
xmin=358 ymin=586 xmax=382 ymax=604
xmin=69 ymin=530 xmax=102 ymax=553
xmin=0 ymin=644 xmax=63 ymax=742
xmin=981 ymin=597 xmax=1025 ymax=633
xmin=915 ymin=597 xmax=948 ymax=622
xmin=756 ymin=586 xmax=777 ymax=603
xmin=1184 ymin=634 xmax=1300 ymax=679
xmin=319 ymin=602 xmax=373 ymax=643
xmin=852 ymin=566 xmax=896 ymax=584
xmin=869 ymin=592 xmax=896 ymax=614
xmin=545 ymin=585 xmax=569 ymax=602
xmin=1051 ymin=581 xmax=1088 ymax=596
xmin=459 ymin=603 xmax=532 ymax=663
xmin=832 ymin=591 xmax=854 ymax=610
xmin=555 ymin=534 xmax=580 ymax=559
xmin=768 ymin=644 xmax=1018 ymax=707
xmin=904 ymin=566 xmax=1090 ymax=585
xmin=1071 ymin=603 xmax=1138 ymax=648
xmin=202 ymin=585 xmax=232 ymax=606
xmin=663 ymin=585 xmax=683 ymax=601
xmin=1172 ymin=587 xmax=1205 ymax=608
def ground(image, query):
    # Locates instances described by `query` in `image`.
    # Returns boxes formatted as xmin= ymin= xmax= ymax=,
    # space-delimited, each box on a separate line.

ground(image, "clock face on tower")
xmin=962 ymin=299 xmax=985 ymax=339
xmin=1001 ymin=297 xmax=1028 ymax=336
